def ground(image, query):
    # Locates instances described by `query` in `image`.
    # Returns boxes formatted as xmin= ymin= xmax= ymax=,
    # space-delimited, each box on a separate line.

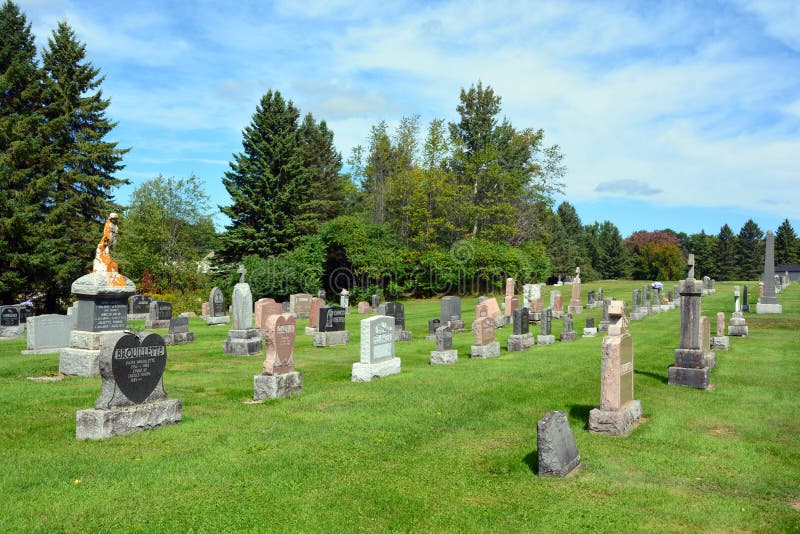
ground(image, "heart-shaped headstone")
xmin=263 ymin=314 xmax=296 ymax=375
xmin=111 ymin=333 xmax=167 ymax=404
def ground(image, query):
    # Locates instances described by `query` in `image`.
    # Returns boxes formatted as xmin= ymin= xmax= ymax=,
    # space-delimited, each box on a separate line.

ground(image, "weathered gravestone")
xmin=371 ymin=294 xmax=381 ymax=313
xmin=205 ymin=287 xmax=230 ymax=325
xmin=537 ymin=308 xmax=555 ymax=345
xmin=560 ymin=314 xmax=578 ymax=342
xmin=470 ymin=315 xmax=500 ymax=359
xmin=440 ymin=296 xmax=464 ymax=332
xmin=128 ymin=295 xmax=153 ymax=319
xmin=383 ymin=302 xmax=411 ymax=341
xmin=582 ymin=317 xmax=597 ymax=337
xmin=537 ymin=410 xmax=581 ymax=477
xmin=504 ymin=277 xmax=515 ymax=319
xmin=629 ymin=289 xmax=645 ymax=321
xmin=289 ymin=293 xmax=313 ymax=319
xmin=0 ymin=306 xmax=23 ymax=338
xmin=254 ymin=313 xmax=302 ymax=400
xmin=598 ymin=298 xmax=612 ymax=332
xmin=588 ymin=300 xmax=642 ymax=435
xmin=699 ymin=316 xmax=717 ymax=369
xmin=669 ymin=277 xmax=710 ymax=389
xmin=477 ymin=298 xmax=504 ymax=328
xmin=568 ymin=267 xmax=583 ymax=314
xmin=430 ymin=325 xmax=458 ymax=365
xmin=306 ymin=297 xmax=325 ymax=335
xmin=254 ymin=298 xmax=283 ymax=330
xmin=728 ymin=286 xmax=749 ymax=337
xmin=223 ymin=282 xmax=262 ymax=356
xmin=163 ymin=317 xmax=194 ymax=346
xmin=352 ymin=315 xmax=400 ymax=381
xmin=741 ymin=285 xmax=750 ymax=313
xmin=711 ymin=312 xmax=730 ymax=351
xmin=18 ymin=306 xmax=35 ymax=324
xmin=508 ymin=307 xmax=534 ymax=352
xmin=757 ymin=230 xmax=782 ymax=314
xmin=426 ymin=318 xmax=441 ymax=340
xmin=313 ymin=306 xmax=349 ymax=347
xmin=145 ymin=301 xmax=172 ymax=329
xmin=201 ymin=302 xmax=210 ymax=318
xmin=550 ymin=290 xmax=563 ymax=318
xmin=339 ymin=290 xmax=350 ymax=313
xmin=75 ymin=332 xmax=181 ymax=440
xmin=22 ymin=314 xmax=73 ymax=354
xmin=357 ymin=301 xmax=371 ymax=314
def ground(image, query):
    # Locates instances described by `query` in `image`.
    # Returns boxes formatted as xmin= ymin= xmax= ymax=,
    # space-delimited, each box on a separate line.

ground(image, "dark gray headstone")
xmin=1 ymin=306 xmax=20 ymax=326
xmin=371 ymin=294 xmax=380 ymax=310
xmin=210 ymin=287 xmax=226 ymax=316
xmin=562 ymin=314 xmax=574 ymax=333
xmin=130 ymin=295 xmax=153 ymax=314
xmin=742 ymin=285 xmax=750 ymax=312
xmin=513 ymin=307 xmax=529 ymax=335
xmin=585 ymin=317 xmax=595 ymax=329
xmin=440 ymin=296 xmax=462 ymax=321
xmin=541 ymin=308 xmax=552 ymax=335
xmin=435 ymin=326 xmax=452 ymax=351
xmin=319 ymin=306 xmax=346 ymax=332
xmin=537 ymin=410 xmax=580 ymax=477
xmin=428 ymin=318 xmax=441 ymax=335
xmin=587 ymin=290 xmax=595 ymax=305
xmin=384 ymin=302 xmax=405 ymax=330
xmin=169 ymin=317 xmax=189 ymax=334
xmin=156 ymin=301 xmax=173 ymax=321
xmin=107 ymin=332 xmax=167 ymax=405
xmin=75 ymin=297 xmax=127 ymax=332
xmin=602 ymin=299 xmax=610 ymax=322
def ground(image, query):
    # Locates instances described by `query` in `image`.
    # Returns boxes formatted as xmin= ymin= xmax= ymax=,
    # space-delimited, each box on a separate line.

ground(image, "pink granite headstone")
xmin=255 ymin=300 xmax=283 ymax=330
xmin=202 ymin=302 xmax=210 ymax=316
xmin=309 ymin=297 xmax=324 ymax=328
xmin=716 ymin=312 xmax=725 ymax=337
xmin=357 ymin=301 xmax=371 ymax=314
xmin=254 ymin=298 xmax=276 ymax=328
xmin=553 ymin=293 xmax=563 ymax=312
xmin=474 ymin=317 xmax=495 ymax=345
xmin=262 ymin=313 xmax=296 ymax=375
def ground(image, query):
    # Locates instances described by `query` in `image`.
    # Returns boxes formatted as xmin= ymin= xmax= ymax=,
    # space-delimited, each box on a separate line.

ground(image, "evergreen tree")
xmin=714 ymin=224 xmax=738 ymax=280
xmin=736 ymin=219 xmax=764 ymax=280
xmin=362 ymin=121 xmax=393 ymax=223
xmin=0 ymin=0 xmax=46 ymax=305
xmin=596 ymin=220 xmax=630 ymax=279
xmin=554 ymin=201 xmax=595 ymax=278
xmin=295 ymin=113 xmax=350 ymax=233
xmin=38 ymin=21 xmax=128 ymax=310
xmin=218 ymin=89 xmax=309 ymax=261
xmin=685 ymin=231 xmax=716 ymax=279
xmin=774 ymin=219 xmax=798 ymax=264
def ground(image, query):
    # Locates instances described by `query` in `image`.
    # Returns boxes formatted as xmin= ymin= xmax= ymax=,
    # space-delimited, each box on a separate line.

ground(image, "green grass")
xmin=1 ymin=281 xmax=799 ymax=532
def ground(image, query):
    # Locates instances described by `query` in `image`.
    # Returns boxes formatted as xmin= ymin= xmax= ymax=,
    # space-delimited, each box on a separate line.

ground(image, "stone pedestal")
xmin=582 ymin=328 xmax=597 ymax=337
xmin=205 ymin=315 xmax=230 ymax=326
xmin=728 ymin=313 xmax=748 ymax=337
xmin=60 ymin=331 xmax=122 ymax=377
xmin=536 ymin=334 xmax=555 ymax=346
xmin=351 ymin=357 xmax=401 ymax=382
xmin=253 ymin=371 xmax=302 ymax=400
xmin=223 ymin=329 xmax=262 ymax=356
xmin=507 ymin=333 xmax=534 ymax=352
xmin=429 ymin=349 xmax=458 ymax=365
xmin=560 ymin=331 xmax=578 ymax=342
xmin=588 ymin=400 xmax=642 ymax=436
xmin=313 ymin=330 xmax=350 ymax=347
xmin=163 ymin=332 xmax=194 ymax=345
xmin=76 ymin=399 xmax=181 ymax=440
xmin=711 ymin=336 xmax=730 ymax=351
xmin=470 ymin=341 xmax=500 ymax=358
xmin=755 ymin=303 xmax=782 ymax=314
xmin=668 ymin=365 xmax=709 ymax=389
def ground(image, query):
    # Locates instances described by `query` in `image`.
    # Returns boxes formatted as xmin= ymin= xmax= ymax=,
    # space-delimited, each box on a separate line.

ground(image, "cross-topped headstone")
xmin=237 ymin=264 xmax=246 ymax=284
xmin=687 ymin=253 xmax=695 ymax=279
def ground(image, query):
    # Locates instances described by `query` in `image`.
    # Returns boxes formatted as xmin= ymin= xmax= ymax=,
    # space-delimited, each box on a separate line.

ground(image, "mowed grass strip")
xmin=0 ymin=281 xmax=798 ymax=532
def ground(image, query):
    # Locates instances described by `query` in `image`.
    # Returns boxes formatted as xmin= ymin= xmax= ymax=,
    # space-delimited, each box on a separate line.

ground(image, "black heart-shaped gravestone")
xmin=111 ymin=333 xmax=167 ymax=404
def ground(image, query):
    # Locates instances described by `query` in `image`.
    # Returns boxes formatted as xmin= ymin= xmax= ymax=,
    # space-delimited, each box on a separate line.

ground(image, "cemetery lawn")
xmin=1 ymin=281 xmax=799 ymax=532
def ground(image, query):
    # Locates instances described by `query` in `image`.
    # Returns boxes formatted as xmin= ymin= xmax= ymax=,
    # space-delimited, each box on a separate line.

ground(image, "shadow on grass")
xmin=568 ymin=404 xmax=593 ymax=429
xmin=522 ymin=450 xmax=538 ymax=474
xmin=635 ymin=369 xmax=668 ymax=384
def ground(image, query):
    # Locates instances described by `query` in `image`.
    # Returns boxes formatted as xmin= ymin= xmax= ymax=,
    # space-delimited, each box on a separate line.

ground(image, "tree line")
xmin=2 ymin=0 xmax=798 ymax=311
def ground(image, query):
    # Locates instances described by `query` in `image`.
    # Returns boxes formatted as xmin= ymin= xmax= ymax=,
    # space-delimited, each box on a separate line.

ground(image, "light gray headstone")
xmin=537 ymin=410 xmax=580 ymax=477
xmin=26 ymin=314 xmax=72 ymax=350
xmin=360 ymin=315 xmax=395 ymax=364
xmin=231 ymin=283 xmax=254 ymax=330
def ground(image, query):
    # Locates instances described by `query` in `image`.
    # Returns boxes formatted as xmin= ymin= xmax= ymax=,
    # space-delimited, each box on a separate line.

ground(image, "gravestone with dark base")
xmin=163 ymin=317 xmax=194 ymax=345
xmin=537 ymin=410 xmax=580 ymax=477
xmin=430 ymin=325 xmax=458 ymax=365
xmin=352 ymin=315 xmax=400 ymax=381
xmin=537 ymin=308 xmax=555 ymax=345
xmin=384 ymin=302 xmax=411 ymax=341
xmin=60 ymin=272 xmax=136 ymax=377
xmin=669 ymin=277 xmax=710 ymax=389
xmin=313 ymin=307 xmax=349 ymax=347
xmin=589 ymin=300 xmax=642 ymax=435
xmin=75 ymin=332 xmax=181 ymax=439
xmin=508 ymin=307 xmax=534 ymax=352
xmin=254 ymin=313 xmax=302 ymax=400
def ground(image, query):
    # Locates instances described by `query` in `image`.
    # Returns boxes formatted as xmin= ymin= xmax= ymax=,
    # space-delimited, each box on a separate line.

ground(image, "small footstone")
xmin=429 ymin=349 xmax=458 ymax=365
xmin=470 ymin=341 xmax=500 ymax=359
xmin=253 ymin=371 xmax=302 ymax=400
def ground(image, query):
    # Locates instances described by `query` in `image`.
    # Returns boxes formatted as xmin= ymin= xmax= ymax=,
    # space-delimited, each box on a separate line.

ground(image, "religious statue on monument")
xmin=93 ymin=213 xmax=120 ymax=274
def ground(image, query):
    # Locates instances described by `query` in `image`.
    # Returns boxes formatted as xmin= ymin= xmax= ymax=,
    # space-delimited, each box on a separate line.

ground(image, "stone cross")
xmin=687 ymin=253 xmax=695 ymax=279
xmin=237 ymin=264 xmax=246 ymax=284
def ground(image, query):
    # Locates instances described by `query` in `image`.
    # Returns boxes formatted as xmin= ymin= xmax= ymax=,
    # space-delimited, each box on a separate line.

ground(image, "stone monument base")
xmin=728 ymin=315 xmax=748 ymax=337
xmin=711 ymin=336 xmax=730 ymax=351
xmin=582 ymin=328 xmax=598 ymax=337
xmin=22 ymin=347 xmax=63 ymax=355
xmin=394 ymin=329 xmax=412 ymax=342
xmin=560 ymin=331 xmax=578 ymax=342
xmin=253 ymin=371 xmax=302 ymax=400
xmin=223 ymin=329 xmax=262 ymax=356
xmin=60 ymin=330 xmax=125 ymax=377
xmin=351 ymin=357 xmax=401 ymax=382
xmin=668 ymin=365 xmax=710 ymax=389
xmin=429 ymin=349 xmax=458 ymax=365
xmin=126 ymin=313 xmax=149 ymax=321
xmin=0 ymin=325 xmax=25 ymax=338
xmin=313 ymin=330 xmax=350 ymax=347
xmin=588 ymin=400 xmax=642 ymax=436
xmin=567 ymin=305 xmax=583 ymax=314
xmin=445 ymin=320 xmax=465 ymax=333
xmin=470 ymin=341 xmax=500 ymax=359
xmin=304 ymin=327 xmax=317 ymax=336
xmin=674 ymin=348 xmax=708 ymax=368
xmin=507 ymin=333 xmax=534 ymax=352
xmin=537 ymin=334 xmax=555 ymax=346
xmin=76 ymin=398 xmax=182 ymax=440
xmin=145 ymin=319 xmax=170 ymax=329
xmin=163 ymin=332 xmax=194 ymax=345
xmin=755 ymin=303 xmax=782 ymax=314
xmin=205 ymin=315 xmax=230 ymax=326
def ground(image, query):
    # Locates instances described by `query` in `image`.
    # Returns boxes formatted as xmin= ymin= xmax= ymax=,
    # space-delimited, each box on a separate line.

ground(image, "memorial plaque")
xmin=384 ymin=302 xmax=405 ymax=329
xmin=210 ymin=287 xmax=226 ymax=316
xmin=318 ymin=306 xmax=346 ymax=332
xmin=130 ymin=295 xmax=153 ymax=314
xmin=263 ymin=314 xmax=296 ymax=375
xmin=475 ymin=317 xmax=495 ymax=345
xmin=93 ymin=298 xmax=127 ymax=331
xmin=1 ymin=307 xmax=20 ymax=326
xmin=111 ymin=333 xmax=167 ymax=404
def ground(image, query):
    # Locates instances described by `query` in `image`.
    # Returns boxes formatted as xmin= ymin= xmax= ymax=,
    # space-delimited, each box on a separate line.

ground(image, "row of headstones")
xmin=0 ymin=305 xmax=36 ymax=338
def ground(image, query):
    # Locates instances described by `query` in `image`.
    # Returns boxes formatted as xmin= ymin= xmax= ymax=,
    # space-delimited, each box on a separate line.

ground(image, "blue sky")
xmin=20 ymin=0 xmax=800 ymax=237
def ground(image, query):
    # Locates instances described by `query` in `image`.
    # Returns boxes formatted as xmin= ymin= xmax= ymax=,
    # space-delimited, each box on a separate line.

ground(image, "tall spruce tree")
xmin=774 ymin=219 xmax=798 ymax=265
xmin=736 ymin=219 xmax=764 ymax=280
xmin=685 ymin=231 xmax=716 ymax=279
xmin=218 ymin=89 xmax=309 ymax=261
xmin=596 ymin=220 xmax=630 ymax=279
xmin=714 ymin=224 xmax=738 ymax=280
xmin=0 ymin=1 xmax=48 ymax=305
xmin=38 ymin=21 xmax=128 ymax=310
